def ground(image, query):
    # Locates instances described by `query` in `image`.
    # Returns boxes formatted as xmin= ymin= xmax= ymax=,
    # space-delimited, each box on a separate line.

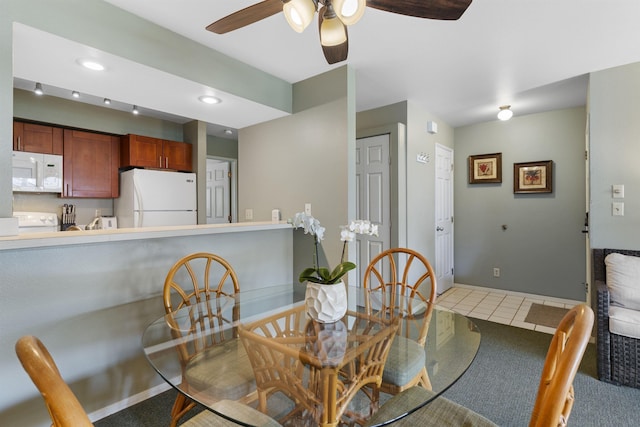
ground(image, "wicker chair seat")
xmin=609 ymin=305 xmax=640 ymax=339
xmin=185 ymin=339 xmax=256 ymax=400
xmin=381 ymin=336 xmax=426 ymax=386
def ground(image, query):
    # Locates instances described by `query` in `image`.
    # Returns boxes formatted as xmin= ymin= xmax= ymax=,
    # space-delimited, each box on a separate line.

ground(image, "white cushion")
xmin=609 ymin=306 xmax=640 ymax=339
xmin=605 ymin=253 xmax=640 ymax=310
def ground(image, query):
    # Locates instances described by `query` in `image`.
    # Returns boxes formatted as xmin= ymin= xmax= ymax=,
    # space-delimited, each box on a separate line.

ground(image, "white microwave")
xmin=12 ymin=151 xmax=63 ymax=193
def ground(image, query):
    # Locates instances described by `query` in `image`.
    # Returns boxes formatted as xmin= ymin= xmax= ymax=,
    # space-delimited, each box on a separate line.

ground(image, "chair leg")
xmin=417 ymin=367 xmax=432 ymax=391
xmin=170 ymin=393 xmax=196 ymax=427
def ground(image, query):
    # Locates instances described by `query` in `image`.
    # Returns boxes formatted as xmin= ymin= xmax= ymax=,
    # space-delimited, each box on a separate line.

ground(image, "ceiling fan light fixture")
xmin=497 ymin=105 xmax=513 ymax=121
xmin=283 ymin=0 xmax=316 ymax=33
xmin=320 ymin=5 xmax=347 ymax=46
xmin=333 ymin=0 xmax=365 ymax=25
xmin=34 ymin=82 xmax=44 ymax=95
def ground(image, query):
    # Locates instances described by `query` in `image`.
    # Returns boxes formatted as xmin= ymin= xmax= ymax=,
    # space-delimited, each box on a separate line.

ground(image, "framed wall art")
xmin=513 ymin=160 xmax=553 ymax=193
xmin=468 ymin=153 xmax=502 ymax=184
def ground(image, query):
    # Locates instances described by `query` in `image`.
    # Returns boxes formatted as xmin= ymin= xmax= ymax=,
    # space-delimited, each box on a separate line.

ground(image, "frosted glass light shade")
xmin=497 ymin=106 xmax=513 ymax=121
xmin=320 ymin=15 xmax=347 ymax=46
xmin=283 ymin=0 xmax=316 ymax=33
xmin=333 ymin=0 xmax=366 ymax=25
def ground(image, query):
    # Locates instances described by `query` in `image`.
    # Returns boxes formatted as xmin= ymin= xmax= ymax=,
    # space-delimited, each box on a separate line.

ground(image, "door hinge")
xmin=227 ymin=214 xmax=232 ymax=223
xmin=228 ymin=171 xmax=232 ymax=178
xmin=450 ymin=216 xmax=454 ymax=223
xmin=585 ymin=282 xmax=589 ymax=293
xmin=585 ymin=150 xmax=588 ymax=161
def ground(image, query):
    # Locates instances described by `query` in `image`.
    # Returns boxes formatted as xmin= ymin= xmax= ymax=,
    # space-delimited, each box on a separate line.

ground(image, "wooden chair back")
xmin=162 ymin=252 xmax=242 ymax=426
xmin=362 ymin=247 xmax=437 ymax=346
xmin=163 ymin=252 xmax=240 ymax=313
xmin=15 ymin=335 xmax=94 ymax=427
xmin=529 ymin=303 xmax=594 ymax=427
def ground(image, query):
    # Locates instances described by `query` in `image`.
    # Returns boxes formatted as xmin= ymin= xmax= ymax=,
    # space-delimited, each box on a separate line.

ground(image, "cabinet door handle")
xmin=159 ymin=156 xmax=162 ymax=168
xmin=165 ymin=157 xmax=168 ymax=169
xmin=17 ymin=136 xmax=21 ymax=151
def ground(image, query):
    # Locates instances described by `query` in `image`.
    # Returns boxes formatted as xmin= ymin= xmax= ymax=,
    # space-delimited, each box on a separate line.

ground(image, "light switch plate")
xmin=305 ymin=203 xmax=312 ymax=216
xmin=245 ymin=208 xmax=253 ymax=220
xmin=612 ymin=202 xmax=624 ymax=216
xmin=612 ymin=184 xmax=625 ymax=198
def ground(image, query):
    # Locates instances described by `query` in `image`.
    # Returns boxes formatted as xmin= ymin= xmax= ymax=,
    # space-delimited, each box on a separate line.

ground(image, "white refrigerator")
xmin=115 ymin=169 xmax=197 ymax=228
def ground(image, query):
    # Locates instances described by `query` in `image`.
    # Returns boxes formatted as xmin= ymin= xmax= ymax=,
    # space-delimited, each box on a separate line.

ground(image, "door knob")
xmin=436 ymin=226 xmax=444 ymax=231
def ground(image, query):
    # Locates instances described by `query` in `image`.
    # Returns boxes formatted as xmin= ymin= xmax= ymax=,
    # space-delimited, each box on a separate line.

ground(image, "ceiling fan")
xmin=206 ymin=0 xmax=473 ymax=64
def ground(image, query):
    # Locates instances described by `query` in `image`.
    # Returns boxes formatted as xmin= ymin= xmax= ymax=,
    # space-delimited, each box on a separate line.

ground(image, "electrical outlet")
xmin=245 ymin=208 xmax=253 ymax=220
xmin=305 ymin=203 xmax=312 ymax=216
xmin=493 ymin=268 xmax=500 ymax=277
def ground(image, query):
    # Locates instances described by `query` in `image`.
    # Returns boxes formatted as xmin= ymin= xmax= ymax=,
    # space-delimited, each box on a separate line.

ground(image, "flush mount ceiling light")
xmin=77 ymin=58 xmax=105 ymax=71
xmin=103 ymin=98 xmax=111 ymax=105
xmin=224 ymin=129 xmax=233 ymax=135
xmin=206 ymin=0 xmax=472 ymax=65
xmin=72 ymin=90 xmax=80 ymax=98
xmin=199 ymin=95 xmax=221 ymax=105
xmin=34 ymin=82 xmax=43 ymax=95
xmin=132 ymin=105 xmax=139 ymax=115
xmin=497 ymin=105 xmax=513 ymax=121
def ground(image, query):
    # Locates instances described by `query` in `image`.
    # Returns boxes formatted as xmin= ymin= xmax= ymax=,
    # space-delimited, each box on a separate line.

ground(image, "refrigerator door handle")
xmin=134 ymin=182 xmax=144 ymax=227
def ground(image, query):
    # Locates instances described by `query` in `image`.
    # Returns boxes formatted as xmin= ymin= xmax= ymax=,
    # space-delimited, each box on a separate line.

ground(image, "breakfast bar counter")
xmin=0 ymin=221 xmax=291 ymax=251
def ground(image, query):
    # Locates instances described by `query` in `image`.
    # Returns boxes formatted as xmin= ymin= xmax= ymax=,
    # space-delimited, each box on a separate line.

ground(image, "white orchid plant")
xmin=292 ymin=212 xmax=379 ymax=285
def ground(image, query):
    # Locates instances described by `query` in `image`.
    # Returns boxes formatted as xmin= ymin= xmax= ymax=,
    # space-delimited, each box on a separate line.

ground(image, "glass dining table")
xmin=142 ymin=284 xmax=481 ymax=427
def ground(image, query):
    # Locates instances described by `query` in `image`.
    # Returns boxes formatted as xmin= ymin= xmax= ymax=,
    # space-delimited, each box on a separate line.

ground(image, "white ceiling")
xmin=13 ymin=1 xmax=640 ymax=134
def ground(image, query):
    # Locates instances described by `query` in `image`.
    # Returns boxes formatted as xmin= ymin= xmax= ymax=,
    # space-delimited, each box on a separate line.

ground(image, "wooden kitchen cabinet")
xmin=120 ymin=134 xmax=192 ymax=172
xmin=13 ymin=121 xmax=63 ymax=154
xmin=63 ymin=129 xmax=120 ymax=198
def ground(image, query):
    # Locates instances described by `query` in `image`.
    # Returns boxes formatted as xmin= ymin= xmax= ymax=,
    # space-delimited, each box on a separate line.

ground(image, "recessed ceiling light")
xmin=199 ymin=95 xmax=221 ymax=105
xmin=77 ymin=59 xmax=105 ymax=71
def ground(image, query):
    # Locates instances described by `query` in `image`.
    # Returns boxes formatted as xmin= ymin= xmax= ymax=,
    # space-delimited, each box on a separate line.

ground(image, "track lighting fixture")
xmin=497 ymin=105 xmax=513 ymax=121
xmin=103 ymin=98 xmax=111 ymax=105
xmin=72 ymin=91 xmax=80 ymax=98
xmin=132 ymin=105 xmax=139 ymax=115
xmin=34 ymin=82 xmax=43 ymax=95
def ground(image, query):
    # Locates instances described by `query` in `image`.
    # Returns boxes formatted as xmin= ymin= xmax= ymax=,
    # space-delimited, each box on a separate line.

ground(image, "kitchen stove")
xmin=14 ymin=211 xmax=59 ymax=233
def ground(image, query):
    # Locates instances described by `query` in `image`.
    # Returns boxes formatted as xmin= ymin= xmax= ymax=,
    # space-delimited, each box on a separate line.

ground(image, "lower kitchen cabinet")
xmin=63 ymin=129 xmax=120 ymax=198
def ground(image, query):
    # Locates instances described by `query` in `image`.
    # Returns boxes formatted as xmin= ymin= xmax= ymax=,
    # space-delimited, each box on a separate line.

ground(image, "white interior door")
xmin=356 ymin=134 xmax=391 ymax=285
xmin=206 ymin=159 xmax=230 ymax=224
xmin=435 ymin=144 xmax=454 ymax=294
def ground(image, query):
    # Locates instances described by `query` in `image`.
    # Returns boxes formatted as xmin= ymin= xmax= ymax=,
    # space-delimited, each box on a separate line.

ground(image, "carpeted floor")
xmin=95 ymin=319 xmax=640 ymax=427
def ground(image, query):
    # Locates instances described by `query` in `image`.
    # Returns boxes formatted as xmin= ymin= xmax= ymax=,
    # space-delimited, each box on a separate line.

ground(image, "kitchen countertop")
xmin=0 ymin=221 xmax=292 ymax=251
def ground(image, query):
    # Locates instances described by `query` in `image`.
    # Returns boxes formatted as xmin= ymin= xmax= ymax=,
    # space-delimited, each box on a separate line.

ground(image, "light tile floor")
xmin=437 ymin=285 xmax=583 ymax=335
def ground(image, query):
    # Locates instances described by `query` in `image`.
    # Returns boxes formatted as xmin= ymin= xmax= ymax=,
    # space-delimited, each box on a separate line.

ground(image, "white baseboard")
xmin=88 ymin=382 xmax=172 ymax=422
xmin=452 ymin=282 xmax=584 ymax=306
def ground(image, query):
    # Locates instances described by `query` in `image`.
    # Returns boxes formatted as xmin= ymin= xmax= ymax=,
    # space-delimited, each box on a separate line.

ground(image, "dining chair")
xmin=364 ymin=303 xmax=595 ymax=427
xmin=15 ymin=335 xmax=275 ymax=427
xmin=163 ymin=252 xmax=254 ymax=427
xmin=362 ymin=247 xmax=437 ymax=395
xmin=237 ymin=305 xmax=400 ymax=427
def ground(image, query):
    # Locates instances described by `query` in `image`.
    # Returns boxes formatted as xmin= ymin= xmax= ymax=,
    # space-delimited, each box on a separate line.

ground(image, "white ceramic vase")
xmin=305 ymin=281 xmax=348 ymax=323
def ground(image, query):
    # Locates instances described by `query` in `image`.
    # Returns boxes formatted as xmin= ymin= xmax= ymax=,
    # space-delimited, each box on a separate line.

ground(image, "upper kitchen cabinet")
xmin=13 ymin=121 xmax=63 ymax=155
xmin=121 ymin=134 xmax=192 ymax=172
xmin=63 ymin=129 xmax=120 ymax=198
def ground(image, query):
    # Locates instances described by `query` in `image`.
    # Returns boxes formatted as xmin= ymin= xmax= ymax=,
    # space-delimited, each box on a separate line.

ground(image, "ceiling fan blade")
xmin=366 ymin=0 xmax=473 ymax=21
xmin=318 ymin=6 xmax=349 ymax=64
xmin=206 ymin=0 xmax=284 ymax=34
